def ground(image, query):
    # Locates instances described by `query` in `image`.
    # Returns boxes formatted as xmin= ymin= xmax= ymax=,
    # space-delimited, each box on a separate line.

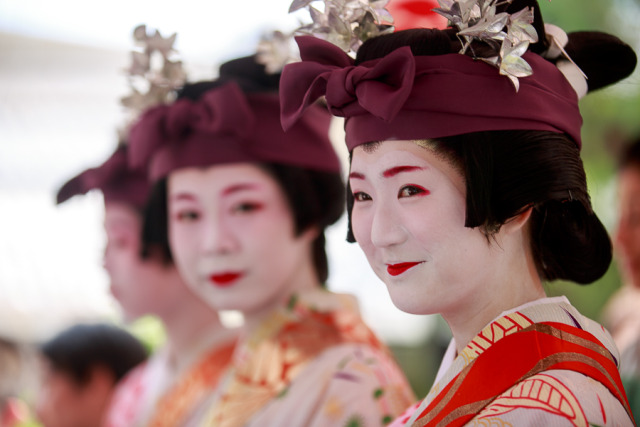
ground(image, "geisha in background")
xmin=280 ymin=0 xmax=637 ymax=425
xmin=127 ymin=40 xmax=415 ymax=425
xmin=55 ymin=26 xmax=237 ymax=427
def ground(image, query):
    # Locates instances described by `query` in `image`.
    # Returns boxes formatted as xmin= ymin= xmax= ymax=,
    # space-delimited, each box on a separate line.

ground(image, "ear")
xmin=502 ymin=206 xmax=533 ymax=235
xmin=299 ymin=224 xmax=320 ymax=243
xmin=86 ymin=364 xmax=117 ymax=397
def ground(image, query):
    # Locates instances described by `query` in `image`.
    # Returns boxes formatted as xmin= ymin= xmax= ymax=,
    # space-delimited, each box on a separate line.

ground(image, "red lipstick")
xmin=387 ymin=262 xmax=421 ymax=276
xmin=209 ymin=272 xmax=243 ymax=287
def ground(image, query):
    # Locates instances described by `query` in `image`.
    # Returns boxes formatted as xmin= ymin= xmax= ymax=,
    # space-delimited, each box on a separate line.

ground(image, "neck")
xmin=242 ymin=252 xmax=320 ymax=334
xmin=161 ymin=285 xmax=235 ymax=369
xmin=444 ymin=230 xmax=546 ymax=354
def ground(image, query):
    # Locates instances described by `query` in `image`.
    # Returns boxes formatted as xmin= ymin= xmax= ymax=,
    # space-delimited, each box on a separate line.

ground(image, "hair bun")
xmin=177 ymin=55 xmax=281 ymax=101
xmin=218 ymin=55 xmax=281 ymax=93
xmin=565 ymin=31 xmax=637 ymax=92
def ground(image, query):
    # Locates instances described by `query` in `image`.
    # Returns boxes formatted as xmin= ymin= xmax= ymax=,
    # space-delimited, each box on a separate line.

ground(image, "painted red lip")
xmin=387 ymin=262 xmax=421 ymax=276
xmin=209 ymin=272 xmax=243 ymax=287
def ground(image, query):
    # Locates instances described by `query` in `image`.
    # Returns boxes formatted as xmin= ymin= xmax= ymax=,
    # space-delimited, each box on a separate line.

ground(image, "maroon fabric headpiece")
xmin=281 ymin=36 xmax=583 ymax=151
xmin=56 ymin=146 xmax=150 ymax=210
xmin=128 ymin=81 xmax=341 ymax=181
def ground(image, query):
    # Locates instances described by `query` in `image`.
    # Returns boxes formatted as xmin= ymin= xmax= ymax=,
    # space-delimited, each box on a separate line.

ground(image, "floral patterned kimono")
xmin=199 ymin=289 xmax=415 ymax=427
xmin=104 ymin=336 xmax=235 ymax=427
xmin=392 ymin=296 xmax=635 ymax=427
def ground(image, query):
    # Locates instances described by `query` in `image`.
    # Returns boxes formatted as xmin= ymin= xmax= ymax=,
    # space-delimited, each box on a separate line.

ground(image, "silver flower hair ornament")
xmin=119 ymin=24 xmax=187 ymax=141
xmin=289 ymin=0 xmax=395 ymax=57
xmin=256 ymin=30 xmax=295 ymax=74
xmin=434 ymin=0 xmax=538 ymax=91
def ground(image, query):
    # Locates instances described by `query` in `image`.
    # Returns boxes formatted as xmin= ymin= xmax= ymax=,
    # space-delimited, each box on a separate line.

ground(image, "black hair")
xmin=346 ymin=9 xmax=636 ymax=285
xmin=142 ymin=164 xmax=345 ymax=284
xmin=40 ymin=323 xmax=147 ymax=386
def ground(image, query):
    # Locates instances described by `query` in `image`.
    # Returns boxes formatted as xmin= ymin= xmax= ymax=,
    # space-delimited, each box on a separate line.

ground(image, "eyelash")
xmin=232 ymin=202 xmax=264 ymax=213
xmin=398 ymin=185 xmax=429 ymax=198
xmin=353 ymin=192 xmax=371 ymax=202
xmin=352 ymin=185 xmax=429 ymax=202
xmin=175 ymin=211 xmax=199 ymax=222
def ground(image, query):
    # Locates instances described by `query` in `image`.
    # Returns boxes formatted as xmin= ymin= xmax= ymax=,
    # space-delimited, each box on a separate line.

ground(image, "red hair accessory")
xmin=281 ymin=36 xmax=583 ymax=150
xmin=129 ymin=81 xmax=340 ymax=180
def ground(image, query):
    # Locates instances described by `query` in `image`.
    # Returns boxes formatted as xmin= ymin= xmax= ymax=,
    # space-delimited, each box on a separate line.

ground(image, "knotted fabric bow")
xmin=130 ymin=81 xmax=340 ymax=181
xmin=281 ymin=36 xmax=584 ymax=151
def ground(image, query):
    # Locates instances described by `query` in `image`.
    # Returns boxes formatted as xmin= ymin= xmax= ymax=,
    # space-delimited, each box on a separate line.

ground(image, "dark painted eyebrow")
xmin=382 ymin=166 xmax=425 ymax=178
xmin=221 ymin=183 xmax=259 ymax=196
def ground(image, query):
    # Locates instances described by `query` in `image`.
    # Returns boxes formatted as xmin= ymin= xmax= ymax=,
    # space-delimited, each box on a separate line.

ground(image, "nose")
xmin=370 ymin=202 xmax=408 ymax=248
xmin=200 ymin=214 xmax=238 ymax=255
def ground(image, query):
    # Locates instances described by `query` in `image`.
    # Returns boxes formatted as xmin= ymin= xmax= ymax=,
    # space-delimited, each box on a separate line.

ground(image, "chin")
xmin=387 ymin=292 xmax=431 ymax=315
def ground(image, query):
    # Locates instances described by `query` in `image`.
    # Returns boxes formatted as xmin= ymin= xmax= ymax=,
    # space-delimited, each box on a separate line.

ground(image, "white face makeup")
xmin=103 ymin=202 xmax=184 ymax=322
xmin=615 ymin=166 xmax=640 ymax=288
xmin=349 ymin=140 xmax=499 ymax=317
xmin=167 ymin=163 xmax=316 ymax=316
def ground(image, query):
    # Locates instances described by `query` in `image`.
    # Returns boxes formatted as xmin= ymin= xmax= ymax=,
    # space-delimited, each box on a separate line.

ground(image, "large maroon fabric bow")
xmin=129 ymin=80 xmax=341 ymax=180
xmin=129 ymin=82 xmax=254 ymax=172
xmin=281 ymin=35 xmax=583 ymax=150
xmin=282 ymin=36 xmax=416 ymax=131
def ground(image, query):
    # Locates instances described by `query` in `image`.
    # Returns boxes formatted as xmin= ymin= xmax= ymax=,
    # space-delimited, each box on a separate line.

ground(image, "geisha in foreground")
xmin=280 ymin=0 xmax=638 ymax=425
xmin=128 ymin=55 xmax=415 ymax=426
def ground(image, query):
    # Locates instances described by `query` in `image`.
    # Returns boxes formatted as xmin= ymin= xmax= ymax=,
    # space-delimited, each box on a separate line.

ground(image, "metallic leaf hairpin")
xmin=288 ymin=0 xmax=395 ymax=57
xmin=434 ymin=0 xmax=538 ymax=91
xmin=256 ymin=30 xmax=297 ymax=74
xmin=118 ymin=24 xmax=187 ymax=142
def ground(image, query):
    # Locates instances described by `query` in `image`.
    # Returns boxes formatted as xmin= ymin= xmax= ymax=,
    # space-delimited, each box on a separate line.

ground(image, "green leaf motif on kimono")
xmin=276 ymin=387 xmax=289 ymax=399
xmin=382 ymin=415 xmax=393 ymax=424
xmin=343 ymin=415 xmax=365 ymax=427
xmin=373 ymin=387 xmax=384 ymax=399
xmin=286 ymin=294 xmax=299 ymax=311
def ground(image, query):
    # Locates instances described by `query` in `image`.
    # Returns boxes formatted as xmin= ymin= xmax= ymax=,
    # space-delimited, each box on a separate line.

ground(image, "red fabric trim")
xmin=412 ymin=322 xmax=633 ymax=426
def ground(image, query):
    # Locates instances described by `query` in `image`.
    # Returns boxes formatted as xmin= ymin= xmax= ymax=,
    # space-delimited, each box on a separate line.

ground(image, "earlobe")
xmin=503 ymin=206 xmax=533 ymax=234
xmin=301 ymin=225 xmax=320 ymax=242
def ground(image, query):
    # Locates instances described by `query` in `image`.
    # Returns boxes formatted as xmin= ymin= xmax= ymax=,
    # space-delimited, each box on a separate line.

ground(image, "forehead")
xmin=168 ymin=163 xmax=279 ymax=196
xmin=350 ymin=140 xmax=464 ymax=186
xmin=104 ymin=202 xmax=140 ymax=227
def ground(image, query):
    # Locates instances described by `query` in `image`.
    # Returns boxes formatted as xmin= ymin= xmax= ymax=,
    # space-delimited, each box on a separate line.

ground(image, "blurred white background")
xmin=0 ymin=0 xmax=435 ymax=345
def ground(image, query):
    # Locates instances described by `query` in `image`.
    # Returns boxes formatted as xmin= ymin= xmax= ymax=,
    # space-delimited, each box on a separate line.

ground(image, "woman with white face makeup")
xmin=128 ymin=55 xmax=414 ymax=427
xmin=280 ymin=0 xmax=637 ymax=425
xmin=56 ymin=146 xmax=237 ymax=426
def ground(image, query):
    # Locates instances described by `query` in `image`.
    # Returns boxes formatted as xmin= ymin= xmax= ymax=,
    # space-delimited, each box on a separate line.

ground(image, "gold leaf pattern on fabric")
xmin=474 ymin=373 xmax=588 ymax=427
xmin=460 ymin=312 xmax=534 ymax=365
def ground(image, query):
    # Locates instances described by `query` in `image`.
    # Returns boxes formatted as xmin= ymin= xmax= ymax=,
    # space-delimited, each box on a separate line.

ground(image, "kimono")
xmin=200 ymin=289 xmax=415 ymax=427
xmin=104 ymin=337 xmax=235 ymax=427
xmin=392 ymin=296 xmax=635 ymax=427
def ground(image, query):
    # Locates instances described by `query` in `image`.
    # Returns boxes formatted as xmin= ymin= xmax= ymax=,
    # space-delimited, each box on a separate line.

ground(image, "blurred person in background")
xmin=603 ymin=137 xmax=640 ymax=355
xmin=1 ymin=338 xmax=32 ymax=427
xmin=35 ymin=323 xmax=147 ymax=427
xmin=55 ymin=26 xmax=238 ymax=427
xmin=603 ymin=136 xmax=640 ymax=419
